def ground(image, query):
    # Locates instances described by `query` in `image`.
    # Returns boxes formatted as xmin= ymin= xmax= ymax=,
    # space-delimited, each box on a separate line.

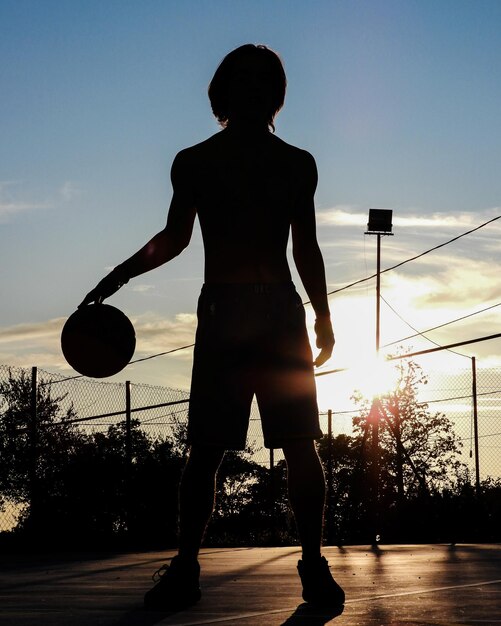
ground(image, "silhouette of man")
xmin=80 ymin=44 xmax=345 ymax=610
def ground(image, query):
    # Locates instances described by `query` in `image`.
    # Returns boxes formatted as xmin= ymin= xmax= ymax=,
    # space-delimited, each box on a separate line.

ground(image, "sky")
xmin=1 ymin=0 xmax=501 ymax=412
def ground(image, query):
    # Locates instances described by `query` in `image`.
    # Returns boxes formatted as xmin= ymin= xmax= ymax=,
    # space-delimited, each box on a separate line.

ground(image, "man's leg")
xmin=178 ymin=444 xmax=226 ymax=561
xmin=283 ymin=439 xmax=345 ymax=605
xmin=144 ymin=444 xmax=225 ymax=610
xmin=282 ymin=439 xmax=325 ymax=560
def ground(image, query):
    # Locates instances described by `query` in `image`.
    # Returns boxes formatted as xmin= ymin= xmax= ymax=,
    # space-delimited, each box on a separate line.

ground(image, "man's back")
xmin=180 ymin=128 xmax=316 ymax=284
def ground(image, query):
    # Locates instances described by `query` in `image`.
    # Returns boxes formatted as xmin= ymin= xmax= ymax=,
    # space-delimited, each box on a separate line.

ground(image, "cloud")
xmin=0 ymin=181 xmax=52 ymax=222
xmin=317 ymin=206 xmax=366 ymax=227
xmin=415 ymin=272 xmax=500 ymax=308
xmin=0 ymin=181 xmax=53 ymax=223
xmin=131 ymin=312 xmax=197 ymax=359
xmin=317 ymin=206 xmax=501 ymax=230
xmin=0 ymin=311 xmax=198 ymax=374
xmin=371 ymin=262 xmax=501 ymax=367
xmin=0 ymin=318 xmax=65 ymax=344
xmin=0 ymin=179 xmax=83 ymax=223
xmin=0 ymin=351 xmax=69 ymax=370
xmin=59 ymin=181 xmax=81 ymax=202
xmin=130 ymin=284 xmax=155 ymax=293
xmin=317 ymin=205 xmax=501 ymax=306
xmin=0 ymin=318 xmax=68 ymax=369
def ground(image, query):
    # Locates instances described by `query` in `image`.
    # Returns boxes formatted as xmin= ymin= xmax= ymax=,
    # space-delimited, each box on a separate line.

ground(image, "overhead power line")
xmin=44 ymin=343 xmax=196 ymax=385
xmin=319 ymin=387 xmax=501 ymax=416
xmin=382 ymin=300 xmax=501 ymax=349
xmin=380 ymin=294 xmax=469 ymax=358
xmin=129 ymin=343 xmax=195 ymax=365
xmin=387 ymin=333 xmax=501 ymax=360
xmin=422 ymin=389 xmax=501 ymax=405
xmin=320 ymin=214 xmax=501 ymax=299
xmin=102 ymin=213 xmax=501 ymax=369
xmin=46 ymin=213 xmax=500 ymax=380
xmin=316 ymin=333 xmax=501 ymax=379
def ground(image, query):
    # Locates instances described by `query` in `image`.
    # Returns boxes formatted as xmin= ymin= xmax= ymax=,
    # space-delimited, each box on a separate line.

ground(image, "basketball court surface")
xmin=1 ymin=544 xmax=500 ymax=625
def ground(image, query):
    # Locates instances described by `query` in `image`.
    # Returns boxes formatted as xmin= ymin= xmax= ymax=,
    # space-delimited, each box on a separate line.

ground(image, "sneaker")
xmin=144 ymin=555 xmax=201 ymax=610
xmin=297 ymin=556 xmax=345 ymax=606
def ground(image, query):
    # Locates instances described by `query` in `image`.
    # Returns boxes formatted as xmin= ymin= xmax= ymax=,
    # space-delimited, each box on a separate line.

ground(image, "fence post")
xmin=29 ymin=366 xmax=38 ymax=535
xmin=269 ymin=447 xmax=276 ymax=545
xmin=471 ymin=357 xmax=481 ymax=497
xmin=326 ymin=409 xmax=334 ymax=544
xmin=369 ymin=398 xmax=380 ymax=545
xmin=125 ymin=381 xmax=132 ymax=534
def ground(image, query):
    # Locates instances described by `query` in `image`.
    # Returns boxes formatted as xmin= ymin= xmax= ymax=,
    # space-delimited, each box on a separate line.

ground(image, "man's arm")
xmin=291 ymin=151 xmax=334 ymax=366
xmin=80 ymin=150 xmax=197 ymax=306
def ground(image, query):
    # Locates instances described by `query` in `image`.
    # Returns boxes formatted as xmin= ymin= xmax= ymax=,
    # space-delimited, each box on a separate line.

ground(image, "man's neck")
xmin=225 ymin=119 xmax=270 ymax=139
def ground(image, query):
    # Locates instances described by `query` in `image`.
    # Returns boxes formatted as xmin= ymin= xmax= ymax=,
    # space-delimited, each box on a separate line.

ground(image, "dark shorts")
xmin=188 ymin=282 xmax=322 ymax=449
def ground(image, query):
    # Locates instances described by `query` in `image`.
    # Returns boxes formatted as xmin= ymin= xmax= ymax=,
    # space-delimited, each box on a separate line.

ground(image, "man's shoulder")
xmin=172 ymin=131 xmax=316 ymax=172
xmin=271 ymin=135 xmax=316 ymax=166
xmin=270 ymin=137 xmax=317 ymax=190
xmin=176 ymin=132 xmax=222 ymax=157
xmin=171 ymin=133 xmax=225 ymax=173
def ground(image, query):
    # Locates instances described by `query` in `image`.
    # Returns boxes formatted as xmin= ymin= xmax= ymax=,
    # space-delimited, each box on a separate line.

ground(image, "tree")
xmin=168 ymin=417 xmax=275 ymax=546
xmin=352 ymin=358 xmax=465 ymax=496
xmin=317 ymin=432 xmax=369 ymax=544
xmin=60 ymin=420 xmax=185 ymax=548
xmin=204 ymin=445 xmax=271 ymax=545
xmin=0 ymin=369 xmax=186 ymax=547
xmin=0 ymin=368 xmax=85 ymax=534
xmin=345 ymin=357 xmax=467 ymax=541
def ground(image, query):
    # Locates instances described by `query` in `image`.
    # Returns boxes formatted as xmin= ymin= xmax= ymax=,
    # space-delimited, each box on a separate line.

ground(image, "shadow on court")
xmin=1 ymin=545 xmax=500 ymax=625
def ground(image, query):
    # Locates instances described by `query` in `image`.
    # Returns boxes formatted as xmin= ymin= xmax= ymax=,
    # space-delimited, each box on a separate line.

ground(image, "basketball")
xmin=61 ymin=304 xmax=136 ymax=378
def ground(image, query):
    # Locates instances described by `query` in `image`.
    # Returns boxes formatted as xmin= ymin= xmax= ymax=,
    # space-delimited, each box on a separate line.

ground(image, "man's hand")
xmin=78 ymin=267 xmax=129 ymax=308
xmin=313 ymin=316 xmax=335 ymax=367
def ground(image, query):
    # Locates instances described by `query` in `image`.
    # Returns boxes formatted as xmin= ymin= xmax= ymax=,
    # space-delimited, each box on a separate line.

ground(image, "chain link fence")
xmin=1 ymin=359 xmax=500 ymax=542
xmin=318 ymin=357 xmax=501 ymax=482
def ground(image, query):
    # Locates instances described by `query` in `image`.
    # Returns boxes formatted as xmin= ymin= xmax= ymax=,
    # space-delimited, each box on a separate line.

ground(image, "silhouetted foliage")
xmin=317 ymin=433 xmax=369 ymax=544
xmin=0 ymin=369 xmax=83 ymax=533
xmin=1 ymin=363 xmax=500 ymax=549
xmin=205 ymin=446 xmax=272 ymax=545
xmin=56 ymin=420 xmax=185 ymax=548
xmin=352 ymin=358 xmax=465 ymax=495
xmin=316 ymin=358 xmax=472 ymax=543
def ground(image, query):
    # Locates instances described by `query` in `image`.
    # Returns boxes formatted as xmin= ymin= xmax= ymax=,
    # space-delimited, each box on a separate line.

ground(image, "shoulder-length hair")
xmin=208 ymin=44 xmax=287 ymax=132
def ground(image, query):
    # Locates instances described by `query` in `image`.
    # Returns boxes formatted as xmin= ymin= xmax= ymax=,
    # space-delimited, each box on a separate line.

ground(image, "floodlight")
xmin=366 ymin=209 xmax=393 ymax=234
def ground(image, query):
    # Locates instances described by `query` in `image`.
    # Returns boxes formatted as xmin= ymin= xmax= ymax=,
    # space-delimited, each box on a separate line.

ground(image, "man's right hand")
xmin=79 ymin=267 xmax=129 ymax=308
xmin=313 ymin=316 xmax=335 ymax=367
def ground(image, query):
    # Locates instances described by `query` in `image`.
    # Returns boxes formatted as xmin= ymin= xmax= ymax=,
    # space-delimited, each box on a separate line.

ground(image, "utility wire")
xmin=382 ymin=300 xmax=501 ymax=349
xmin=387 ymin=332 xmax=501 ymax=360
xmin=129 ymin=343 xmax=195 ymax=365
xmin=420 ymin=389 xmax=501 ymax=405
xmin=91 ymin=214 xmax=501 ymax=372
xmin=45 ymin=343 xmax=196 ymax=385
xmin=380 ymin=294 xmax=469 ymax=358
xmin=317 ymin=388 xmax=501 ymax=420
xmin=306 ymin=213 xmax=501 ymax=302
xmin=52 ymin=295 xmax=498 ymax=383
xmin=46 ymin=214 xmax=500 ymax=380
xmin=458 ymin=431 xmax=501 ymax=442
xmin=39 ymin=373 xmax=85 ymax=386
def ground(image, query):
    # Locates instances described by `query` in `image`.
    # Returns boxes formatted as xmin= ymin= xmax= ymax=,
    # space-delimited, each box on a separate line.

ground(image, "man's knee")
xmin=282 ymin=439 xmax=318 ymax=464
xmin=185 ymin=444 xmax=226 ymax=473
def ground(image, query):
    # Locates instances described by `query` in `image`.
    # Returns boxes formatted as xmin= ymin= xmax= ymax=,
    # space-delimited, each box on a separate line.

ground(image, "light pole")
xmin=365 ymin=209 xmax=394 ymax=353
xmin=365 ymin=209 xmax=394 ymax=544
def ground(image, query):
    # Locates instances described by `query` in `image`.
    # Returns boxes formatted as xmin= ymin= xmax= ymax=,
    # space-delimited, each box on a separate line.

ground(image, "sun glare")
xmin=347 ymin=354 xmax=401 ymax=400
xmin=315 ymin=353 xmax=401 ymax=412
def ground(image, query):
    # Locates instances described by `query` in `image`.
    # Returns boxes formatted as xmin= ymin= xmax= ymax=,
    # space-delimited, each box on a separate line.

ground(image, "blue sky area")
xmin=1 ymin=1 xmax=500 ymax=403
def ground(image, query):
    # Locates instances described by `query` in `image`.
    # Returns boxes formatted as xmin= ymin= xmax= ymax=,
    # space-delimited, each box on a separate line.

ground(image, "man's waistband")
xmin=201 ymin=281 xmax=296 ymax=295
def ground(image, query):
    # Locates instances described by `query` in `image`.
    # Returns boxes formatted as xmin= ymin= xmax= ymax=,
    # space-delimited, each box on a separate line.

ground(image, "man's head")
xmin=208 ymin=44 xmax=286 ymax=132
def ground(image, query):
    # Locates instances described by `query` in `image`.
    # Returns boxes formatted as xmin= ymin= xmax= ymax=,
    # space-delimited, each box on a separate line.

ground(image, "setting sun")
xmin=346 ymin=354 xmax=401 ymax=399
xmin=315 ymin=353 xmax=401 ymax=412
